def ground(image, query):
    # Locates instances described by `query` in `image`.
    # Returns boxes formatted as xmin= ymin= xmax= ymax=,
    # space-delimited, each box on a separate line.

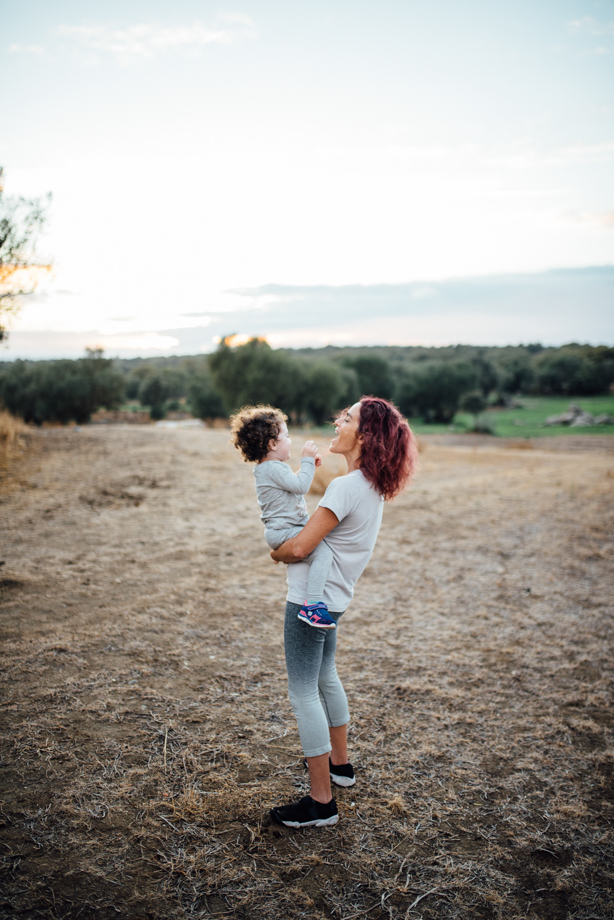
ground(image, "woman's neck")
xmin=344 ymin=450 xmax=361 ymax=474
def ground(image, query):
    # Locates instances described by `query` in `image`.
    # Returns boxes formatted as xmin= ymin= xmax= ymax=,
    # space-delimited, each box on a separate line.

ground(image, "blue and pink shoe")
xmin=298 ymin=601 xmax=336 ymax=629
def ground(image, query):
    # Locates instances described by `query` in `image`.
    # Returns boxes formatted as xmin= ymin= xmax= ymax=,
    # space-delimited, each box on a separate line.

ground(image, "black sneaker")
xmin=270 ymin=795 xmax=339 ymax=828
xmin=329 ymin=759 xmax=355 ymax=787
xmin=303 ymin=757 xmax=356 ymax=788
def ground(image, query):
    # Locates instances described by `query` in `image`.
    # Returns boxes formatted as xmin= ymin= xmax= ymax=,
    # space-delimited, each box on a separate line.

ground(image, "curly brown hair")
xmin=230 ymin=405 xmax=288 ymax=463
xmin=357 ymin=396 xmax=418 ymax=500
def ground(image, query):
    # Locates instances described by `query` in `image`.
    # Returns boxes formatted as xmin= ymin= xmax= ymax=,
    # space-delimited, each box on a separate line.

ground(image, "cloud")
xmin=57 ymin=18 xmax=257 ymax=60
xmin=568 ymin=17 xmax=614 ymax=36
xmin=561 ymin=210 xmax=614 ymax=229
xmin=8 ymin=44 xmax=45 ymax=56
xmin=493 ymin=142 xmax=614 ymax=169
xmin=199 ymin=267 xmax=612 ymax=348
xmin=2 ymin=330 xmax=180 ymax=360
xmin=567 ymin=16 xmax=614 ymax=54
xmin=5 ymin=267 xmax=612 ymax=359
xmin=10 ymin=17 xmax=257 ymax=62
xmin=316 ymin=141 xmax=614 ymax=172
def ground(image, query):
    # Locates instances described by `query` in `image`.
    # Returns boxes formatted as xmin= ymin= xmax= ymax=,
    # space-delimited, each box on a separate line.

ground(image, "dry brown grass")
xmin=309 ymin=451 xmax=348 ymax=495
xmin=0 ymin=410 xmax=28 ymax=466
xmin=0 ymin=426 xmax=612 ymax=920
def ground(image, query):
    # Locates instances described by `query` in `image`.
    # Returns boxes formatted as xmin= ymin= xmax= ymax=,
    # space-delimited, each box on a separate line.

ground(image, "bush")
xmin=208 ymin=338 xmax=305 ymax=417
xmin=471 ymin=351 xmax=499 ymax=398
xmin=497 ymin=354 xmax=535 ymax=398
xmin=138 ymin=373 xmax=170 ymax=420
xmin=304 ymin=361 xmax=348 ymax=425
xmin=460 ymin=390 xmax=487 ymax=419
xmin=0 ymin=409 xmax=28 ymax=463
xmin=342 ymin=354 xmax=395 ymax=400
xmin=534 ymin=350 xmax=609 ymax=395
xmin=0 ymin=350 xmax=125 ymax=424
xmin=188 ymin=371 xmax=226 ymax=420
xmin=396 ymin=361 xmax=478 ymax=423
xmin=472 ymin=413 xmax=496 ymax=435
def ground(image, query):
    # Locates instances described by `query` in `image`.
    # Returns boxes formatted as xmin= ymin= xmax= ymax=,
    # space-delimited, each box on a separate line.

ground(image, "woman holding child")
xmin=232 ymin=397 xmax=417 ymax=828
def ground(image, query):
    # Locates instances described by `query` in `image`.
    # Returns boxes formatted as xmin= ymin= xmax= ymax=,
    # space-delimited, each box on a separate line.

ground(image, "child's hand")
xmin=315 ymin=454 xmax=322 ymax=467
xmin=301 ymin=440 xmax=319 ymax=458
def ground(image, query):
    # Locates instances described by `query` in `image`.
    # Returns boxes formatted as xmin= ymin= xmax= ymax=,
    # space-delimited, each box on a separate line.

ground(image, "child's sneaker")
xmin=298 ymin=602 xmax=336 ymax=629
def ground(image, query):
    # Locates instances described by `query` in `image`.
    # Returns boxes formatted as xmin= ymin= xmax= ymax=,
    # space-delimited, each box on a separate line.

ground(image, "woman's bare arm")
xmin=270 ymin=506 xmax=339 ymax=563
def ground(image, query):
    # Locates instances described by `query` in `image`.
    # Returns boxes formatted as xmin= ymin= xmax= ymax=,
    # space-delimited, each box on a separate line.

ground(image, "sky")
xmin=1 ymin=0 xmax=613 ymax=359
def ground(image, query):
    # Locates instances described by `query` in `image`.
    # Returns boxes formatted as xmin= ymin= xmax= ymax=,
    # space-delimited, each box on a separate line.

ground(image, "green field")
xmin=408 ymin=395 xmax=614 ymax=438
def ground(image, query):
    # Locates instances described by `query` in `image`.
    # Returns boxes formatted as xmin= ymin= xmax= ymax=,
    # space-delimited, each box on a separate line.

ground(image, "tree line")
xmin=0 ymin=339 xmax=612 ymax=426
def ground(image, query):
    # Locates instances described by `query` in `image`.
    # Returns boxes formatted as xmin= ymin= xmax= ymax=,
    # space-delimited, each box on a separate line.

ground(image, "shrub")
xmin=497 ymin=354 xmax=535 ymax=398
xmin=188 ymin=372 xmax=226 ymax=420
xmin=304 ymin=361 xmax=348 ymax=425
xmin=472 ymin=413 xmax=496 ymax=435
xmin=534 ymin=349 xmax=613 ymax=396
xmin=208 ymin=338 xmax=305 ymax=417
xmin=138 ymin=373 xmax=170 ymax=420
xmin=342 ymin=354 xmax=395 ymax=400
xmin=0 ymin=409 xmax=27 ymax=464
xmin=396 ymin=361 xmax=478 ymax=423
xmin=0 ymin=350 xmax=124 ymax=424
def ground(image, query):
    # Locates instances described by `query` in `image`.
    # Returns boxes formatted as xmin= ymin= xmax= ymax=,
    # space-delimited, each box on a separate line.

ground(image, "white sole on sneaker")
xmin=297 ymin=614 xmax=336 ymax=629
xmin=330 ymin=773 xmax=355 ymax=787
xmin=279 ymin=814 xmax=339 ymax=828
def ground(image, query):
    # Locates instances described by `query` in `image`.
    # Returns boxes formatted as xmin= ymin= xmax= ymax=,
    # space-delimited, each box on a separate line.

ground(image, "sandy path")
xmin=1 ymin=427 xmax=612 ymax=920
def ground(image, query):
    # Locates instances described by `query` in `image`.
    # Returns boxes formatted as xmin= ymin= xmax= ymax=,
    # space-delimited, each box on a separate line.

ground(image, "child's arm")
xmin=267 ymin=441 xmax=320 ymax=494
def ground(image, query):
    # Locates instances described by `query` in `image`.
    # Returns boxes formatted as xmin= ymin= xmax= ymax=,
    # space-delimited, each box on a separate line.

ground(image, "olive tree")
xmin=0 ymin=167 xmax=51 ymax=340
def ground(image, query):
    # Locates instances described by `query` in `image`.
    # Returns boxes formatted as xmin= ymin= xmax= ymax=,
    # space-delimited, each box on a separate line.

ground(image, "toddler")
xmin=230 ymin=405 xmax=336 ymax=629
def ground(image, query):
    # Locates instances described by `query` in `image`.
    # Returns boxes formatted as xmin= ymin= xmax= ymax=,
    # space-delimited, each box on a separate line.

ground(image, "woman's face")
xmin=330 ymin=401 xmax=362 ymax=456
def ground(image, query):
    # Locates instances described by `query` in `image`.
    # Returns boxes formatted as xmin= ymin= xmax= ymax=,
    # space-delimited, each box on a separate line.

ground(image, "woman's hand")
xmin=271 ymin=507 xmax=339 ymax=564
xmin=302 ymin=440 xmax=322 ymax=466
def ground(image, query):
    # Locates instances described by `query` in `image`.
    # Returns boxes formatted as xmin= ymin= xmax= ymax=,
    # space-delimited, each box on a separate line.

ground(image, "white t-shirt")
xmin=286 ymin=469 xmax=384 ymax=612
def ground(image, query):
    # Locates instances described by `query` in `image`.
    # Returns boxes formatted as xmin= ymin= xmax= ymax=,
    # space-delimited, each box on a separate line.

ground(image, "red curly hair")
xmin=357 ymin=396 xmax=418 ymax=500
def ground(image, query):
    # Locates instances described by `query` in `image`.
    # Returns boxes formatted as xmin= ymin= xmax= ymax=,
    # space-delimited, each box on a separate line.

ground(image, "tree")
xmin=336 ymin=365 xmax=361 ymax=410
xmin=342 ymin=354 xmax=395 ymax=400
xmin=498 ymin=354 xmax=535 ymax=398
xmin=138 ymin=372 xmax=171 ymax=420
xmin=304 ymin=360 xmax=348 ymax=425
xmin=0 ymin=167 xmax=51 ymax=340
xmin=208 ymin=337 xmax=303 ymax=415
xmin=534 ymin=349 xmax=607 ymax=396
xmin=459 ymin=390 xmax=487 ymax=429
xmin=0 ymin=349 xmax=124 ymax=424
xmin=396 ymin=361 xmax=478 ymax=423
xmin=188 ymin=367 xmax=226 ymax=420
xmin=471 ymin=350 xmax=499 ymax=398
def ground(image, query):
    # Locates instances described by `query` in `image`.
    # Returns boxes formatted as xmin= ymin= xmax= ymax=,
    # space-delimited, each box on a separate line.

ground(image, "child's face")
xmin=269 ymin=422 xmax=292 ymax=461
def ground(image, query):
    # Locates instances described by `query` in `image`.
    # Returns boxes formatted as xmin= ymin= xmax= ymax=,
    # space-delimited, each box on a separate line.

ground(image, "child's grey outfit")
xmin=253 ymin=457 xmax=333 ymax=605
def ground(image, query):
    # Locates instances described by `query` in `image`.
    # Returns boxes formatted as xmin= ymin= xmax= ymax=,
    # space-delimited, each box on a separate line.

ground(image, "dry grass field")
xmin=1 ymin=425 xmax=613 ymax=920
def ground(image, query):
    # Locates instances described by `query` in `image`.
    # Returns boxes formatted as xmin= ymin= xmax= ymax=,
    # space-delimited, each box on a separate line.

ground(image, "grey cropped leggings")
xmin=284 ymin=601 xmax=350 ymax=758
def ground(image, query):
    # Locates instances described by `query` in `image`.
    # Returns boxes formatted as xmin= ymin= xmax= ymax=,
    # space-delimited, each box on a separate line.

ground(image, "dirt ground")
xmin=1 ymin=425 xmax=613 ymax=920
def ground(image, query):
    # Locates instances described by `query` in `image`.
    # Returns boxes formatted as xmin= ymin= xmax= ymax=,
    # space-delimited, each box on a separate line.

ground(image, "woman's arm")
xmin=270 ymin=506 xmax=339 ymax=563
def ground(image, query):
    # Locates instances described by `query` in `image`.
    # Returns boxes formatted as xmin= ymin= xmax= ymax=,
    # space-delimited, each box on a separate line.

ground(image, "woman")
xmin=270 ymin=396 xmax=418 ymax=828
